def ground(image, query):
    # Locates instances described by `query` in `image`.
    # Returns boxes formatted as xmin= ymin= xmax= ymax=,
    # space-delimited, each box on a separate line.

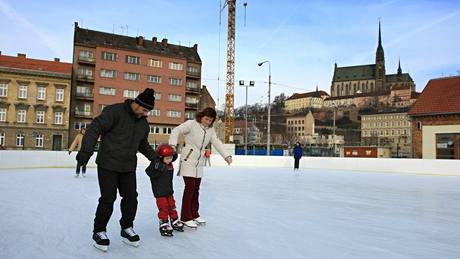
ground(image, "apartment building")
xmin=0 ymin=53 xmax=71 ymax=150
xmin=70 ymin=23 xmax=202 ymax=144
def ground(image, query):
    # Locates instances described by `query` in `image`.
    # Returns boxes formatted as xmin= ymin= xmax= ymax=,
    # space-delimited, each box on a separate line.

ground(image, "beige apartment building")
xmin=0 ymin=53 xmax=71 ymax=150
xmin=361 ymin=108 xmax=412 ymax=157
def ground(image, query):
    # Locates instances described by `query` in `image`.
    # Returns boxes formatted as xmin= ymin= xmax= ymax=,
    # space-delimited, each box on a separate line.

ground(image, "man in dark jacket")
xmin=76 ymin=88 xmax=158 ymax=252
xmin=293 ymin=142 xmax=303 ymax=170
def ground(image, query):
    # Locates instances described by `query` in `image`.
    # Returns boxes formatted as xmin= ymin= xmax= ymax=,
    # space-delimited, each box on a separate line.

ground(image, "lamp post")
xmin=239 ymin=80 xmax=255 ymax=155
xmin=258 ymin=60 xmax=271 ymax=156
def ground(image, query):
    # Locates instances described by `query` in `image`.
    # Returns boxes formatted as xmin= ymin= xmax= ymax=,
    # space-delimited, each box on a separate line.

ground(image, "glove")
xmin=76 ymin=151 xmax=92 ymax=165
xmin=68 ymin=151 xmax=72 ymax=155
xmin=172 ymin=153 xmax=178 ymax=162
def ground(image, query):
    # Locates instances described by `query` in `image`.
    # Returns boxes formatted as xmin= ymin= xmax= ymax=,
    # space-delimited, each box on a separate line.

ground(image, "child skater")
xmin=146 ymin=144 xmax=184 ymax=236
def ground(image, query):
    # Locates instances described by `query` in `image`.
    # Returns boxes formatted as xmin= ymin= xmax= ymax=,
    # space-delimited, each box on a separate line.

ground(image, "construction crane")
xmin=221 ymin=0 xmax=236 ymax=143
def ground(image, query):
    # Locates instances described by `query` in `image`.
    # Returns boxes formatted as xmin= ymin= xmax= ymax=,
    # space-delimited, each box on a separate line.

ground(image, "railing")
xmin=76 ymin=74 xmax=94 ymax=81
xmin=186 ymin=87 xmax=200 ymax=93
xmin=78 ymin=56 xmax=96 ymax=63
xmin=186 ymin=70 xmax=201 ymax=77
xmin=75 ymin=110 xmax=92 ymax=117
xmin=75 ymin=91 xmax=93 ymax=98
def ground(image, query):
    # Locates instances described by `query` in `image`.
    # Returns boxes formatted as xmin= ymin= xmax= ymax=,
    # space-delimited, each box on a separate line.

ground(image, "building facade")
xmin=70 ymin=23 xmax=202 ymax=145
xmin=409 ymin=76 xmax=460 ymax=159
xmin=361 ymin=108 xmax=412 ymax=157
xmin=0 ymin=53 xmax=71 ymax=150
xmin=330 ymin=23 xmax=415 ymax=98
xmin=284 ymin=88 xmax=329 ymax=113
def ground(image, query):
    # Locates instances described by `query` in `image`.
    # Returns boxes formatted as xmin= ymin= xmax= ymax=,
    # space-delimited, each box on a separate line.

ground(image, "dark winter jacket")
xmin=146 ymin=154 xmax=178 ymax=198
xmin=80 ymin=99 xmax=157 ymax=172
xmin=293 ymin=146 xmax=303 ymax=159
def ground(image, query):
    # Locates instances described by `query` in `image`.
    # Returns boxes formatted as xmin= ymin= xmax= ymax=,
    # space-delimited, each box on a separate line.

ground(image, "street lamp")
xmin=239 ymin=80 xmax=255 ymax=155
xmin=258 ymin=60 xmax=271 ymax=156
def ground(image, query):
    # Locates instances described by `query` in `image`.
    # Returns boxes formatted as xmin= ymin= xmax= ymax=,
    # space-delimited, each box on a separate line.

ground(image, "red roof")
xmin=0 ymin=53 xmax=71 ymax=74
xmin=286 ymin=90 xmax=329 ymax=101
xmin=408 ymin=76 xmax=460 ymax=116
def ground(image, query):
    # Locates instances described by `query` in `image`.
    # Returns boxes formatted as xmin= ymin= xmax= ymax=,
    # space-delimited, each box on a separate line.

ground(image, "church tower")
xmin=375 ymin=21 xmax=386 ymax=91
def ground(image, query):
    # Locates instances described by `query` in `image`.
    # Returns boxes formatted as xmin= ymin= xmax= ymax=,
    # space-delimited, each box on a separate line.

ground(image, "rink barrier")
xmin=0 ymin=150 xmax=459 ymax=176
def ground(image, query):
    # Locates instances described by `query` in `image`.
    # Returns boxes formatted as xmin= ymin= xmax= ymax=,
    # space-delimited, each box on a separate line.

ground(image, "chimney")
xmin=74 ymin=22 xmax=79 ymax=28
xmin=54 ymin=58 xmax=60 ymax=62
xmin=161 ymin=38 xmax=168 ymax=48
xmin=193 ymin=44 xmax=198 ymax=51
xmin=17 ymin=53 xmax=26 ymax=58
xmin=136 ymin=36 xmax=144 ymax=46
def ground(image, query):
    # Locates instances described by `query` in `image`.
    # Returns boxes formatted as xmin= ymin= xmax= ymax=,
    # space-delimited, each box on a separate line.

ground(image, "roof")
xmin=286 ymin=90 xmax=329 ymax=101
xmin=75 ymin=24 xmax=201 ymax=63
xmin=0 ymin=54 xmax=71 ymax=75
xmin=360 ymin=107 xmax=410 ymax=116
xmin=333 ymin=64 xmax=376 ymax=81
xmin=386 ymin=73 xmax=414 ymax=83
xmin=408 ymin=76 xmax=460 ymax=116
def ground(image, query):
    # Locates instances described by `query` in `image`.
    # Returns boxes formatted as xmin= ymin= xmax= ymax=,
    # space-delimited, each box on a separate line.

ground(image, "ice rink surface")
xmin=1 ymin=166 xmax=459 ymax=259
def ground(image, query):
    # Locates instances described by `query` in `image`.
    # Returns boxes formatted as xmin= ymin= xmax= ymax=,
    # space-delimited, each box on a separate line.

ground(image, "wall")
xmin=0 ymin=150 xmax=459 ymax=175
xmin=423 ymin=125 xmax=460 ymax=159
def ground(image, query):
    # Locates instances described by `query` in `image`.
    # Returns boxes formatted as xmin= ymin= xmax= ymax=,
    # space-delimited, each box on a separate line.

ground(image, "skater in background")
xmin=204 ymin=147 xmax=211 ymax=166
xmin=76 ymin=88 xmax=160 ymax=252
xmin=169 ymin=107 xmax=232 ymax=229
xmin=293 ymin=142 xmax=303 ymax=170
xmin=146 ymin=144 xmax=184 ymax=237
xmin=69 ymin=128 xmax=86 ymax=177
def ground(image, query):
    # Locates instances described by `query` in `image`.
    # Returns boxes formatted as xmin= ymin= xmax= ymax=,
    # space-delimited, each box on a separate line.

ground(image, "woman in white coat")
xmin=169 ymin=107 xmax=232 ymax=228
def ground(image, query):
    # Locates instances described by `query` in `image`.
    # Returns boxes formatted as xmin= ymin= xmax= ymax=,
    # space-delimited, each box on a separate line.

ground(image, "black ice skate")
xmin=120 ymin=227 xmax=140 ymax=247
xmin=171 ymin=219 xmax=184 ymax=232
xmin=159 ymin=222 xmax=173 ymax=237
xmin=92 ymin=231 xmax=110 ymax=252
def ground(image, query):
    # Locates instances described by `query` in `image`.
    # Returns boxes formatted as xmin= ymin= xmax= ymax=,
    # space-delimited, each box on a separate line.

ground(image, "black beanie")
xmin=135 ymin=88 xmax=155 ymax=110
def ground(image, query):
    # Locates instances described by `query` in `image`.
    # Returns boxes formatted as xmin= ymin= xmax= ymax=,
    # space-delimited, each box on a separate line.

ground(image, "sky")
xmin=0 ymin=0 xmax=459 ymax=108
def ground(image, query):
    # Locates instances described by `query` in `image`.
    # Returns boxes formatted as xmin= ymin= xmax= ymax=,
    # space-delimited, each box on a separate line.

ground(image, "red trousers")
xmin=155 ymin=195 xmax=178 ymax=222
xmin=181 ymin=177 xmax=202 ymax=221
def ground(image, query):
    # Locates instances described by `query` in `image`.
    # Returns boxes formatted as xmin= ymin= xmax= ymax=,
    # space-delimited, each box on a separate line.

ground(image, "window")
xmin=148 ymin=109 xmax=160 ymax=117
xmin=37 ymin=87 xmax=46 ymax=100
xmin=99 ymin=87 xmax=116 ymax=96
xmin=163 ymin=127 xmax=172 ymax=134
xmin=100 ymin=104 xmax=108 ymax=112
xmin=416 ymin=121 xmax=422 ymax=130
xmin=168 ymin=62 xmax=183 ymax=70
xmin=147 ymin=75 xmax=161 ymax=84
xmin=79 ymin=50 xmax=94 ymax=61
xmin=168 ymin=94 xmax=182 ymax=102
xmin=123 ymin=90 xmax=139 ymax=98
xmin=0 ymin=108 xmax=6 ymax=122
xmin=75 ymin=103 xmax=92 ymax=116
xmin=186 ymin=81 xmax=198 ymax=89
xmin=124 ymin=72 xmax=140 ymax=81
xmin=185 ymin=111 xmax=195 ymax=120
xmin=17 ymin=110 xmax=26 ymax=123
xmin=154 ymin=92 xmax=161 ymax=100
xmin=101 ymin=51 xmax=117 ymax=61
xmin=0 ymin=132 xmax=4 ymax=146
xmin=126 ymin=55 xmax=140 ymax=64
xmin=436 ymin=133 xmax=460 ymax=159
xmin=19 ymin=85 xmax=27 ymax=99
xmin=76 ymin=86 xmax=92 ymax=97
xmin=35 ymin=133 xmax=44 ymax=147
xmin=0 ymin=83 xmax=7 ymax=97
xmin=36 ymin=111 xmax=45 ymax=124
xmin=54 ymin=112 xmax=63 ymax=125
xmin=187 ymin=66 xmax=200 ymax=73
xmin=100 ymin=69 xmax=117 ymax=78
xmin=169 ymin=78 xmax=182 ymax=86
xmin=16 ymin=133 xmax=24 ymax=147
xmin=56 ymin=88 xmax=64 ymax=102
xmin=149 ymin=126 xmax=160 ymax=134
xmin=148 ymin=59 xmax=162 ymax=67
xmin=167 ymin=110 xmax=181 ymax=118
xmin=74 ymin=122 xmax=87 ymax=130
xmin=77 ymin=67 xmax=93 ymax=78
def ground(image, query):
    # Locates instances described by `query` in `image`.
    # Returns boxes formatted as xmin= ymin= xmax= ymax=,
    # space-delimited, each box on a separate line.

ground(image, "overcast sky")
xmin=1 ymin=0 xmax=459 ymax=108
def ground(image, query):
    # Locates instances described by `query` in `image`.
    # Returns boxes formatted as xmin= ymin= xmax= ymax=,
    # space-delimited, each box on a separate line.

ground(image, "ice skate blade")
xmin=93 ymin=243 xmax=108 ymax=252
xmin=122 ymin=237 xmax=139 ymax=247
xmin=160 ymin=232 xmax=174 ymax=237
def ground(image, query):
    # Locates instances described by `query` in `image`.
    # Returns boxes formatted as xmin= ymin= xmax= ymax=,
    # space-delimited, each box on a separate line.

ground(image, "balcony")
xmin=185 ymin=102 xmax=199 ymax=110
xmin=78 ymin=56 xmax=96 ymax=65
xmin=186 ymin=70 xmax=201 ymax=78
xmin=76 ymin=74 xmax=94 ymax=82
xmin=186 ymin=86 xmax=200 ymax=94
xmin=75 ymin=91 xmax=94 ymax=100
xmin=74 ymin=110 xmax=92 ymax=118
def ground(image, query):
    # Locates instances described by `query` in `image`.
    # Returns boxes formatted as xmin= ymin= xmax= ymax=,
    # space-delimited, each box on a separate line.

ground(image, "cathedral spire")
xmin=397 ymin=59 xmax=402 ymax=75
xmin=375 ymin=19 xmax=386 ymax=91
xmin=378 ymin=20 xmax=382 ymax=47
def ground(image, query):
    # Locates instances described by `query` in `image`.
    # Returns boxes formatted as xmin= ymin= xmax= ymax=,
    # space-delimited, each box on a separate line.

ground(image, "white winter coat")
xmin=169 ymin=120 xmax=230 ymax=178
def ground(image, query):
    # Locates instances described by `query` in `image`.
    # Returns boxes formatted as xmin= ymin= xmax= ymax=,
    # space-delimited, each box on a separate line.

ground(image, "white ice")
xmin=1 ymin=166 xmax=460 ymax=259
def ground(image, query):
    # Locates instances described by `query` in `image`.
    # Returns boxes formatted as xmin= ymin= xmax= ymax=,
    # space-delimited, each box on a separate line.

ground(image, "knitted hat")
xmin=135 ymin=88 xmax=155 ymax=110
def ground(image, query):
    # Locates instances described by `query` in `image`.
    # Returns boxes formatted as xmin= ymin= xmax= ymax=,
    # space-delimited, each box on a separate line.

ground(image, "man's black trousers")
xmin=93 ymin=167 xmax=138 ymax=233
